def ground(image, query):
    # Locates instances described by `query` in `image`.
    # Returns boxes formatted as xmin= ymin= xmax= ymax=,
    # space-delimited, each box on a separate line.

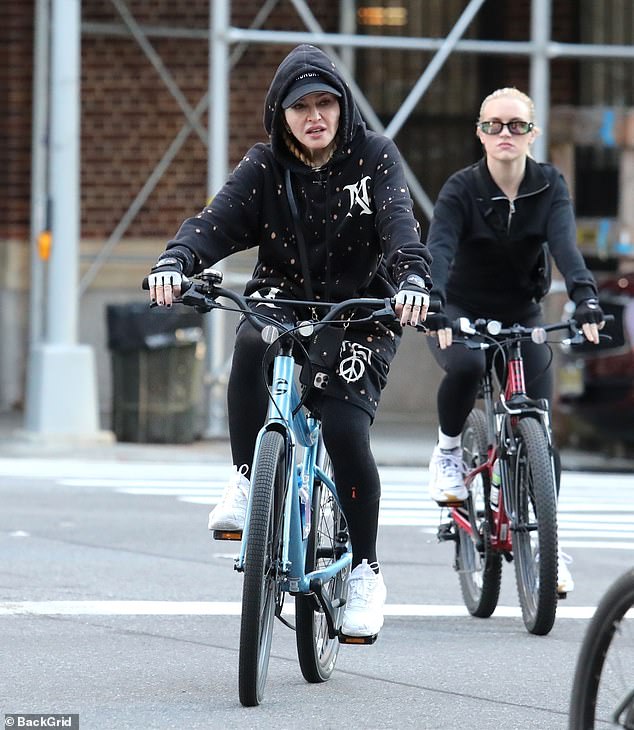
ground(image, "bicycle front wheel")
xmin=238 ymin=430 xmax=286 ymax=707
xmin=296 ymin=446 xmax=348 ymax=682
xmin=511 ymin=417 xmax=558 ymax=636
xmin=569 ymin=569 xmax=634 ymax=729
xmin=457 ymin=409 xmax=502 ymax=618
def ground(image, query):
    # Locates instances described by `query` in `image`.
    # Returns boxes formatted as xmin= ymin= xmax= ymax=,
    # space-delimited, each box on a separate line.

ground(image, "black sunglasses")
xmin=478 ymin=120 xmax=534 ymax=135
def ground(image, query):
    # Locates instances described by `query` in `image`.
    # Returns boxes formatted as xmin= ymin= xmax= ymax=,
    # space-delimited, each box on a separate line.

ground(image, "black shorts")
xmin=243 ymin=290 xmax=400 ymax=420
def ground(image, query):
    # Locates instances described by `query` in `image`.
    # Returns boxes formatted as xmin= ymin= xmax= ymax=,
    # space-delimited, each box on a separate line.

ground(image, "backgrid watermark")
xmin=4 ymin=716 xmax=79 ymax=729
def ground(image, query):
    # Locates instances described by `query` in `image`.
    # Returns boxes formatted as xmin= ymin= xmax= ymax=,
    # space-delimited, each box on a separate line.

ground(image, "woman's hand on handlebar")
xmin=573 ymin=298 xmax=606 ymax=345
xmin=424 ymin=310 xmax=453 ymax=349
xmin=147 ymin=257 xmax=185 ymax=307
xmin=394 ymin=276 xmax=430 ymax=327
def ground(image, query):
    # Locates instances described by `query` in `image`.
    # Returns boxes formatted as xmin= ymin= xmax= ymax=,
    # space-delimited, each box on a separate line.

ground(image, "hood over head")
xmin=263 ymin=44 xmax=365 ymax=167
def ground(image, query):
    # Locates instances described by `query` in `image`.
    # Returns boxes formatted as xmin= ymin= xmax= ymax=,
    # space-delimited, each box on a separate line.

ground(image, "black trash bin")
xmin=106 ymin=303 xmax=205 ymax=443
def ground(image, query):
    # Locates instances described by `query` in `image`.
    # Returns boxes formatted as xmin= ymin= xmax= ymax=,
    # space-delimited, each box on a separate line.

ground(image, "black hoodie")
xmin=164 ymin=44 xmax=432 ymax=306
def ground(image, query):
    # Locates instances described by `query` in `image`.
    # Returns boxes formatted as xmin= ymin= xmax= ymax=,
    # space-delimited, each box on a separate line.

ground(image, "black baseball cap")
xmin=281 ymin=72 xmax=341 ymax=109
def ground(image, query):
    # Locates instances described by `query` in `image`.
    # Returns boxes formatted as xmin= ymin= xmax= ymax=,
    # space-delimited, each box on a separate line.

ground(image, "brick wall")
xmin=1 ymin=2 xmax=33 ymax=239
xmin=0 ymin=1 xmax=626 ymax=421
xmin=1 ymin=0 xmax=337 ymax=243
xmin=0 ymin=0 xmax=601 ymax=245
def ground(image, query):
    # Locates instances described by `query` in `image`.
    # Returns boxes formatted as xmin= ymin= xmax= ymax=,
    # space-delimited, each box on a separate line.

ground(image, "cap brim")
xmin=282 ymin=82 xmax=342 ymax=109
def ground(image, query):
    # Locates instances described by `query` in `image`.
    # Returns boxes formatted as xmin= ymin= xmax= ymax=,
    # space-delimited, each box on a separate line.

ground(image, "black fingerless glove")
xmin=573 ymin=297 xmax=605 ymax=326
xmin=150 ymin=255 xmax=184 ymax=276
xmin=425 ymin=309 xmax=450 ymax=332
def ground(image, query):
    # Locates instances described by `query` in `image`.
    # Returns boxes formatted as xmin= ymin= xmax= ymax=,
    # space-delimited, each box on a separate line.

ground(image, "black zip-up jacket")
xmin=427 ymin=157 xmax=597 ymax=321
xmin=163 ymin=44 xmax=432 ymax=311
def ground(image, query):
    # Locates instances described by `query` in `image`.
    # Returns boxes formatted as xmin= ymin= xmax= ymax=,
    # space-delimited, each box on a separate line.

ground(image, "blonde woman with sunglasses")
xmin=424 ymin=88 xmax=605 ymax=595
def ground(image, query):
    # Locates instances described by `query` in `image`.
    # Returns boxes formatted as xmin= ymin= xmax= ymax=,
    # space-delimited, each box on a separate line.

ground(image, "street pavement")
xmin=1 ymin=408 xmax=633 ymax=729
xmin=0 ymin=410 xmax=632 ymax=472
xmin=1 ymin=460 xmax=632 ymax=729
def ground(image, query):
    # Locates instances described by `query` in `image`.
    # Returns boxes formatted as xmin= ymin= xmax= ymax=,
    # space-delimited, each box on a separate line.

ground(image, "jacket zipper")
xmin=491 ymin=182 xmax=549 ymax=234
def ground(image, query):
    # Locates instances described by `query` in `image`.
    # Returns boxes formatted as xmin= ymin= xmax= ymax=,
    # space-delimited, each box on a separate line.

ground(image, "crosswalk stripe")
xmin=2 ymin=460 xmax=632 ymax=547
xmin=1 ymin=599 xmax=628 ymax=619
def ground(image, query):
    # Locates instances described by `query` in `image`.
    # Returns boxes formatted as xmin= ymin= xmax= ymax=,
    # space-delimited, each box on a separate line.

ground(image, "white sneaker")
xmin=208 ymin=465 xmax=250 ymax=531
xmin=557 ymin=549 xmax=575 ymax=594
xmin=428 ymin=444 xmax=468 ymax=503
xmin=341 ymin=559 xmax=387 ymax=637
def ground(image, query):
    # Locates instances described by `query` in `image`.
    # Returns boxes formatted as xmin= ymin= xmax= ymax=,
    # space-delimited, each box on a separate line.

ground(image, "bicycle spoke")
xmin=512 ymin=418 xmax=558 ymax=636
xmin=456 ymin=409 xmax=501 ymax=618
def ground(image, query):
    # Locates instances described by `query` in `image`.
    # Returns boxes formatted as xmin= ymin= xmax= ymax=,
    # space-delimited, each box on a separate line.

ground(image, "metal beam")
xmin=530 ymin=0 xmax=552 ymax=161
xmin=110 ymin=0 xmax=207 ymax=144
xmin=385 ymin=0 xmax=486 ymax=139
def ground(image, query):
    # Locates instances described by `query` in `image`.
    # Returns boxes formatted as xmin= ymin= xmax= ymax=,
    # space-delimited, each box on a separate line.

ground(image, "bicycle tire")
xmin=457 ymin=408 xmax=502 ymax=618
xmin=295 ymin=446 xmax=348 ymax=682
xmin=511 ymin=417 xmax=558 ymax=635
xmin=569 ymin=568 xmax=634 ymax=729
xmin=238 ymin=430 xmax=285 ymax=707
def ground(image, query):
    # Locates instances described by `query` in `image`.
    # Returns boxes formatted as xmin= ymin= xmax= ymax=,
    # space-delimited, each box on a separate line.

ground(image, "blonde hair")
xmin=283 ymin=128 xmax=337 ymax=168
xmin=477 ymin=87 xmax=541 ymax=150
xmin=478 ymin=87 xmax=536 ymax=124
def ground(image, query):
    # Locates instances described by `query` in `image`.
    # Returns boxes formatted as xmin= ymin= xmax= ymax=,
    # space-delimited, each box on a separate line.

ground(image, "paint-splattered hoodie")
xmin=163 ymin=43 xmax=432 ymax=305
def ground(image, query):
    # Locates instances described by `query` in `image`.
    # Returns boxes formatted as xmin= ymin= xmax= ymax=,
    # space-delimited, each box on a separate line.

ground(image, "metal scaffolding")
xmin=27 ymin=0 xmax=634 ymax=437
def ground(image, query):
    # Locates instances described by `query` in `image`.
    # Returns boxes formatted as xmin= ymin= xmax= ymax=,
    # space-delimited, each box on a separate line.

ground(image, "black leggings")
xmin=228 ymin=320 xmax=381 ymax=568
xmin=427 ymin=304 xmax=554 ymax=437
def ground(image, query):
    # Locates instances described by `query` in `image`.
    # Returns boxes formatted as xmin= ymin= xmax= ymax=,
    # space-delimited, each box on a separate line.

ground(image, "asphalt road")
xmin=0 ymin=458 xmax=632 ymax=730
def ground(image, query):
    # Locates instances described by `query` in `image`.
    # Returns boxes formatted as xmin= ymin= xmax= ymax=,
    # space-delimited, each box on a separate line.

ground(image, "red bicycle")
xmin=437 ymin=316 xmax=610 ymax=635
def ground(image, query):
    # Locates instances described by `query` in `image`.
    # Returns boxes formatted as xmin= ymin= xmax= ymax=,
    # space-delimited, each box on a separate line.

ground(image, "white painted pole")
xmin=530 ymin=0 xmax=551 ymax=162
xmin=24 ymin=0 xmax=103 ymax=439
xmin=204 ymin=0 xmax=230 ymax=438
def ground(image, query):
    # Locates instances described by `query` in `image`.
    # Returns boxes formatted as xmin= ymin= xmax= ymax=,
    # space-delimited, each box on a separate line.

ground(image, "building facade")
xmin=1 ymin=1 xmax=633 ymax=430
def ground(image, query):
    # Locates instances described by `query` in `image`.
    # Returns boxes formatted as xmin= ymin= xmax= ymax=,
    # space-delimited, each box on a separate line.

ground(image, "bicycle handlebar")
xmin=449 ymin=314 xmax=614 ymax=349
xmin=143 ymin=268 xmax=438 ymax=332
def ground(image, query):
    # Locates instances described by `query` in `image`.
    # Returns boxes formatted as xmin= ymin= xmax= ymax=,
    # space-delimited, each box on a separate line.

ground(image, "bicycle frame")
xmin=436 ymin=314 xmax=613 ymax=634
xmin=233 ymin=336 xmax=351 ymax=634
xmin=450 ymin=328 xmax=555 ymax=555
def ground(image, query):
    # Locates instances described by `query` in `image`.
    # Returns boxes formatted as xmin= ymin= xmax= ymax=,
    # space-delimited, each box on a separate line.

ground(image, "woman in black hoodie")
xmin=147 ymin=44 xmax=432 ymax=638
xmin=425 ymin=87 xmax=605 ymax=595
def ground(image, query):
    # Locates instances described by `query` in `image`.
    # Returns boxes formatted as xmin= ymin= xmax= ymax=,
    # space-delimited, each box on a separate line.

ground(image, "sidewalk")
xmin=0 ymin=411 xmax=631 ymax=472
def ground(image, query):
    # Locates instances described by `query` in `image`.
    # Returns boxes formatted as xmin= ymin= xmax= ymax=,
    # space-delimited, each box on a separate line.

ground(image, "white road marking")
xmin=1 ymin=460 xmax=632 ymax=548
xmin=0 ymin=600 xmax=626 ymax=620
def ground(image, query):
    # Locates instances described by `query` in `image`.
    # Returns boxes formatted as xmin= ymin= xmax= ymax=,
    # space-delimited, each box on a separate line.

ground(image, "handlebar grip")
xmin=428 ymin=295 xmax=442 ymax=315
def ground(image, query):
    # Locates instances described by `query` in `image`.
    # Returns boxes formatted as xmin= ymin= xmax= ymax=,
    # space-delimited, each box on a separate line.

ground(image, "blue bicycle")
xmin=180 ymin=268 xmax=399 ymax=706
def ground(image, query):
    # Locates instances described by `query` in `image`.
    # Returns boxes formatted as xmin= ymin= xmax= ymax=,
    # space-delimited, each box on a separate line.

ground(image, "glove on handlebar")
xmin=424 ymin=309 xmax=451 ymax=332
xmin=573 ymin=298 xmax=605 ymax=326
xmin=395 ymin=274 xmax=430 ymax=309
xmin=147 ymin=256 xmax=184 ymax=289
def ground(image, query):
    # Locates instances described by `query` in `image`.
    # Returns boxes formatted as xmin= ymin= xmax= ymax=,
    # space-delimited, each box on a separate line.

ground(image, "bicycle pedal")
xmin=557 ymin=590 xmax=568 ymax=600
xmin=338 ymin=631 xmax=378 ymax=645
xmin=437 ymin=522 xmax=457 ymax=542
xmin=211 ymin=529 xmax=242 ymax=541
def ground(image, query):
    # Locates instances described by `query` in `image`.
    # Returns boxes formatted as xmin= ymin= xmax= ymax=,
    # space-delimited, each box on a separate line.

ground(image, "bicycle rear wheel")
xmin=457 ymin=409 xmax=502 ymax=618
xmin=569 ymin=568 xmax=634 ymax=729
xmin=238 ymin=430 xmax=286 ymax=707
xmin=511 ymin=417 xmax=558 ymax=636
xmin=296 ymin=445 xmax=348 ymax=682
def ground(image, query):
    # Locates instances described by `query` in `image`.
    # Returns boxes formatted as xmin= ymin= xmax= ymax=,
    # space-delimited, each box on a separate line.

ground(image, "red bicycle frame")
xmin=447 ymin=335 xmax=531 ymax=555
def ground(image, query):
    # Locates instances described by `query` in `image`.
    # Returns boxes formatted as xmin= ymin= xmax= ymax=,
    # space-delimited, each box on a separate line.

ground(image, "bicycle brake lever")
xmin=372 ymin=300 xmax=399 ymax=323
xmin=180 ymin=287 xmax=216 ymax=312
